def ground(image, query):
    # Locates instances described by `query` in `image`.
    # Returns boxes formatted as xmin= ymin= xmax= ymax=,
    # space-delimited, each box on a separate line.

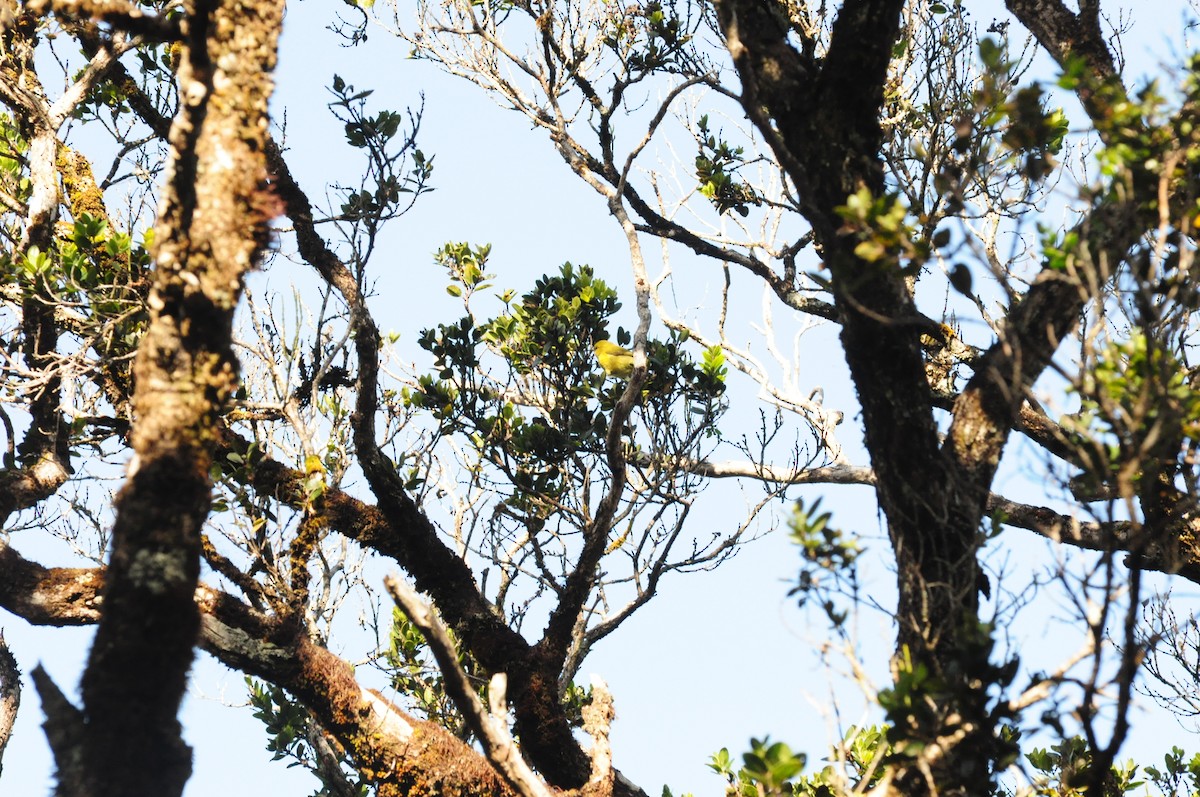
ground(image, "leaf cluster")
xmin=603 ymin=0 xmax=696 ymax=75
xmin=878 ymin=628 xmax=1020 ymax=791
xmin=384 ymin=607 xmax=483 ymax=739
xmin=698 ymin=726 xmax=893 ymax=797
xmin=247 ymin=678 xmax=370 ymax=797
xmin=836 ymin=188 xmax=931 ymax=272
xmin=408 ymin=257 xmax=727 ymax=511
xmin=1026 ymin=736 xmax=1144 ymax=797
xmin=329 ymin=75 xmax=433 ymax=228
xmin=695 ymin=115 xmax=761 ymax=217
xmin=787 ymin=497 xmax=861 ymax=628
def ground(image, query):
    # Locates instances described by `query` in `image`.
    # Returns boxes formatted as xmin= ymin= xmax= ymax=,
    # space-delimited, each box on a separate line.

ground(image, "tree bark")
xmin=712 ymin=1 xmax=1005 ymax=792
xmin=0 ymin=632 xmax=19 ymax=777
xmin=0 ymin=542 xmax=524 ymax=797
xmin=64 ymin=1 xmax=286 ymax=795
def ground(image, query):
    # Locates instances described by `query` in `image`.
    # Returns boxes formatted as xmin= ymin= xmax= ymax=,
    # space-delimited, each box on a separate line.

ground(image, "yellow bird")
xmin=593 ymin=339 xmax=635 ymax=379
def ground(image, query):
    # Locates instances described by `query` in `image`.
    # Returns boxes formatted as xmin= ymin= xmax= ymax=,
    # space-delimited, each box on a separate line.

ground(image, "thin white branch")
xmin=581 ymin=675 xmax=615 ymax=789
xmin=49 ymin=33 xmax=140 ymax=128
xmin=384 ymin=575 xmax=553 ymax=797
xmin=632 ymin=454 xmax=872 ymax=485
xmin=1008 ymin=636 xmax=1097 ymax=713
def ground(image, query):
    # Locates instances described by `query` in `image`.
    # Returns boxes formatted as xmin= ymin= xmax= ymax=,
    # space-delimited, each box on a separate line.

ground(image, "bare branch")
xmin=27 ymin=0 xmax=181 ymax=43
xmin=385 ymin=575 xmax=554 ymax=797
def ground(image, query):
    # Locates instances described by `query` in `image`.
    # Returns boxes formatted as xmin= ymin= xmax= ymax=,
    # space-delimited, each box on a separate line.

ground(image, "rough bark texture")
xmin=69 ymin=1 xmax=286 ymax=795
xmin=0 ymin=4 xmax=73 ymax=526
xmin=711 ymin=0 xmax=1187 ymax=794
xmin=0 ymin=544 xmax=103 ymax=625
xmin=715 ymin=0 xmax=968 ymax=648
xmin=199 ymin=605 xmax=512 ymax=797
xmin=0 ymin=632 xmax=19 ymax=777
xmin=710 ymin=0 xmax=1107 ymax=793
xmin=0 ymin=543 xmax=521 ymax=797
xmin=4 ymin=0 xmax=1190 ymax=795
xmin=44 ymin=14 xmax=635 ymax=793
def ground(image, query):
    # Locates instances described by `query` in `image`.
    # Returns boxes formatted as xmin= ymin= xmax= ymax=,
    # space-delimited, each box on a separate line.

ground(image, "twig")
xmin=384 ymin=575 xmax=553 ymax=797
xmin=1007 ymin=636 xmax=1097 ymax=713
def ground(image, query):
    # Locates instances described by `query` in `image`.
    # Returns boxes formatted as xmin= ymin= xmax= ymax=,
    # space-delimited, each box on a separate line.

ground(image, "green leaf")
xmin=854 ymin=239 xmax=887 ymax=262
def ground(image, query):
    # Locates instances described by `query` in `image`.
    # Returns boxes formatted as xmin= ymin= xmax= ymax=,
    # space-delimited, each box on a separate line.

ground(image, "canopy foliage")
xmin=2 ymin=1 xmax=1200 ymax=796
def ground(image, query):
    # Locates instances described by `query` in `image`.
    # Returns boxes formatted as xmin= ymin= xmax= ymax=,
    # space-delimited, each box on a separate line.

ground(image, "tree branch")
xmin=986 ymin=493 xmax=1200 ymax=583
xmin=262 ymin=137 xmax=597 ymax=789
xmin=1004 ymin=0 xmax=1116 ymax=82
xmin=0 ymin=543 xmax=103 ymax=625
xmin=386 ymin=576 xmax=555 ymax=797
xmin=0 ymin=632 xmax=19 ymax=777
xmin=0 ymin=544 xmax=529 ymax=797
xmin=72 ymin=1 xmax=286 ymax=793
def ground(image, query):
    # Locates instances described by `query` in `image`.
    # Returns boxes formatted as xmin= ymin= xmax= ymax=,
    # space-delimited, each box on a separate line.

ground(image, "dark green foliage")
xmin=787 ymin=497 xmax=861 ymax=628
xmin=1145 ymin=746 xmax=1200 ymax=797
xmin=329 ymin=75 xmax=432 ymax=229
xmin=407 ymin=254 xmax=727 ymax=515
xmin=702 ymin=727 xmax=890 ymax=797
xmin=247 ymin=678 xmax=371 ymax=797
xmin=695 ymin=115 xmax=761 ymax=217
xmin=383 ymin=608 xmax=483 ymax=739
xmin=603 ymin=0 xmax=698 ymax=75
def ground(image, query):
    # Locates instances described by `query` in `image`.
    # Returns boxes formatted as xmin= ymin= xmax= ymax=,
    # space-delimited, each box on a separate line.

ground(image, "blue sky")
xmin=5 ymin=1 xmax=1200 ymax=795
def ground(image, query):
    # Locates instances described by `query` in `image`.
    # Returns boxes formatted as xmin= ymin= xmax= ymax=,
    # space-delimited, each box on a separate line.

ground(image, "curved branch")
xmin=198 ymin=592 xmax=513 ymax=797
xmin=945 ymin=193 xmax=1143 ymax=501
xmin=987 ymin=493 xmax=1200 ymax=584
xmin=0 ymin=543 xmax=520 ymax=797
xmin=29 ymin=0 xmax=181 ymax=44
xmin=629 ymin=453 xmax=874 ymax=485
xmin=0 ymin=543 xmax=103 ymax=624
xmin=0 ymin=460 xmax=72 ymax=526
xmin=1003 ymin=0 xmax=1116 ymax=86
xmin=217 ymin=425 xmax=531 ymax=665
xmin=4 ymin=9 xmax=72 ymax=521
xmin=262 ymin=139 xmax=602 ymax=791
xmin=67 ymin=18 xmax=174 ymax=139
